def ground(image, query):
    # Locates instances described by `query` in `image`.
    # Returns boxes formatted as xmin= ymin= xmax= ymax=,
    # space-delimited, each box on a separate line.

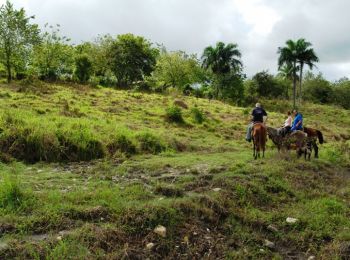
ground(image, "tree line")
xmin=0 ymin=1 xmax=349 ymax=109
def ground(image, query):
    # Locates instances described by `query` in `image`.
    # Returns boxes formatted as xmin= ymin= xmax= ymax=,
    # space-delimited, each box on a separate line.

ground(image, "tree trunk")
xmin=299 ymin=63 xmax=304 ymax=106
xmin=293 ymin=61 xmax=297 ymax=109
xmin=6 ymin=57 xmax=12 ymax=83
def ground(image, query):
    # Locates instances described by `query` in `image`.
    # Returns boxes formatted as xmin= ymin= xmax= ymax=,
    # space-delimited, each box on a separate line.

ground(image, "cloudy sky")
xmin=4 ymin=0 xmax=350 ymax=80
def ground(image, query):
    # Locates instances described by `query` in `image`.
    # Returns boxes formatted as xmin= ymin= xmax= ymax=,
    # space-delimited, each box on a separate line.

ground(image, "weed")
xmin=165 ymin=106 xmax=184 ymax=123
xmin=191 ymin=107 xmax=205 ymax=124
xmin=136 ymin=132 xmax=166 ymax=154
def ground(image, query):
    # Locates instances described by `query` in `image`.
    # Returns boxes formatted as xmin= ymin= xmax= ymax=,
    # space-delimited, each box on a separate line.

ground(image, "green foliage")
xmin=332 ymin=78 xmax=350 ymax=109
xmin=303 ymin=72 xmax=333 ymax=104
xmin=191 ymin=107 xmax=205 ymax=124
xmin=74 ymin=54 xmax=93 ymax=83
xmin=152 ymin=51 xmax=205 ymax=90
xmin=0 ymin=170 xmax=34 ymax=212
xmin=108 ymin=33 xmax=159 ymax=87
xmin=46 ymin=239 xmax=91 ymax=260
xmin=202 ymin=42 xmax=242 ymax=75
xmin=32 ymin=24 xmax=74 ymax=81
xmin=0 ymin=1 xmax=40 ymax=82
xmin=165 ymin=105 xmax=184 ymax=123
xmin=277 ymin=38 xmax=319 ymax=108
xmin=107 ymin=133 xmax=136 ymax=156
xmin=202 ymin=42 xmax=244 ymax=102
xmin=252 ymin=71 xmax=284 ymax=98
xmin=136 ymin=132 xmax=166 ymax=154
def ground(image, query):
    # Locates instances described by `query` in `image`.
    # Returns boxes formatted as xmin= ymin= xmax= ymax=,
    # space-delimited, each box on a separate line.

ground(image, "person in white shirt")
xmin=280 ymin=111 xmax=292 ymax=137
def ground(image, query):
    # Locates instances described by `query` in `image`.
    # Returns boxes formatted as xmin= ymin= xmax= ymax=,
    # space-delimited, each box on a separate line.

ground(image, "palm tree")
xmin=202 ymin=42 xmax=242 ymax=98
xmin=295 ymin=39 xmax=319 ymax=104
xmin=278 ymin=63 xmax=299 ymax=99
xmin=278 ymin=40 xmax=299 ymax=108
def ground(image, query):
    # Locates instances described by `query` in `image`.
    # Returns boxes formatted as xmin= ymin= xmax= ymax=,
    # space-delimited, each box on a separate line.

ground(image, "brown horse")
xmin=303 ymin=127 xmax=324 ymax=158
xmin=267 ymin=126 xmax=312 ymax=160
xmin=252 ymin=123 xmax=267 ymax=159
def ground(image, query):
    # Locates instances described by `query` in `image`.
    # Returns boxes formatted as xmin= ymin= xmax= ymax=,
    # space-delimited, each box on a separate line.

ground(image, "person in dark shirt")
xmin=246 ymin=103 xmax=268 ymax=142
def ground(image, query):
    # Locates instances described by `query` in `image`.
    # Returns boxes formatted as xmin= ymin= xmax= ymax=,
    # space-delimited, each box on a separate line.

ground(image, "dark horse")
xmin=267 ymin=127 xmax=312 ymax=160
xmin=303 ymin=127 xmax=324 ymax=158
xmin=252 ymin=123 xmax=267 ymax=159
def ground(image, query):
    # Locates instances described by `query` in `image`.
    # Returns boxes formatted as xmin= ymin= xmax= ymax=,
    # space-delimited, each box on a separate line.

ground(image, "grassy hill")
xmin=0 ymin=83 xmax=349 ymax=259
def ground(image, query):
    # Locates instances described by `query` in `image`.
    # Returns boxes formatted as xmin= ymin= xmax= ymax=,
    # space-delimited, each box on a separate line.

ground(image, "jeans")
xmin=246 ymin=123 xmax=253 ymax=141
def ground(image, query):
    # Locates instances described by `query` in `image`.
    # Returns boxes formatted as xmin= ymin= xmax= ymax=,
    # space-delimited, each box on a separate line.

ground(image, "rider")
xmin=280 ymin=111 xmax=292 ymax=137
xmin=291 ymin=109 xmax=303 ymax=131
xmin=246 ymin=103 xmax=267 ymax=142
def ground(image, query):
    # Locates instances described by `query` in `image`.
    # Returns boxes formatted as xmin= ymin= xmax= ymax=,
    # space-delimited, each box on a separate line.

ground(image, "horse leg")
xmin=313 ymin=142 xmax=319 ymax=158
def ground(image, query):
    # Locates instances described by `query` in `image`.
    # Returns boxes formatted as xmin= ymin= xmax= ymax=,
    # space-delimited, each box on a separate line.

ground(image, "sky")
xmin=3 ymin=0 xmax=350 ymax=80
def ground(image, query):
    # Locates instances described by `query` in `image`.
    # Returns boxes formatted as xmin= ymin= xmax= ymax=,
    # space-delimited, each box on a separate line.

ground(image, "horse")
xmin=267 ymin=126 xmax=312 ymax=160
xmin=303 ymin=127 xmax=324 ymax=158
xmin=252 ymin=123 xmax=267 ymax=159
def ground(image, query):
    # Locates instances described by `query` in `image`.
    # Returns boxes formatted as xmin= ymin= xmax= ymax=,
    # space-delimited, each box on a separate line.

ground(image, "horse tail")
xmin=317 ymin=130 xmax=324 ymax=144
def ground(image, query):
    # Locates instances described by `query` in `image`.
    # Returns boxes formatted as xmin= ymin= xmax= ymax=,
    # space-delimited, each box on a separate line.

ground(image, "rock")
xmin=212 ymin=188 xmax=222 ymax=192
xmin=174 ymin=99 xmax=188 ymax=109
xmin=267 ymin=224 xmax=279 ymax=233
xmin=259 ymin=249 xmax=265 ymax=253
xmin=56 ymin=236 xmax=62 ymax=241
xmin=308 ymin=256 xmax=316 ymax=260
xmin=0 ymin=242 xmax=8 ymax=250
xmin=264 ymin=239 xmax=275 ymax=249
xmin=286 ymin=217 xmax=298 ymax=224
xmin=154 ymin=225 xmax=167 ymax=237
xmin=146 ymin=242 xmax=155 ymax=250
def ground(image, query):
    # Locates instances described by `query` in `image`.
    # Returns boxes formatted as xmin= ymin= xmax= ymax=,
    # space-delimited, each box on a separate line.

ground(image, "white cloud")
xmin=1 ymin=0 xmax=350 ymax=80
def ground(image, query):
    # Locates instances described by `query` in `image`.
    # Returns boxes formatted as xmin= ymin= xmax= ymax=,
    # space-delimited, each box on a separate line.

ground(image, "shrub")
xmin=191 ymin=107 xmax=205 ymax=124
xmin=56 ymin=128 xmax=105 ymax=162
xmin=107 ymin=133 xmax=136 ymax=156
xmin=74 ymin=54 xmax=93 ymax=83
xmin=136 ymin=132 xmax=166 ymax=154
xmin=165 ymin=106 xmax=184 ymax=123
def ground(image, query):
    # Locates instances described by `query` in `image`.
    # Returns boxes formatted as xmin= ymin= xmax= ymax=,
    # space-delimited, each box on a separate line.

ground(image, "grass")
xmin=0 ymin=82 xmax=348 ymax=258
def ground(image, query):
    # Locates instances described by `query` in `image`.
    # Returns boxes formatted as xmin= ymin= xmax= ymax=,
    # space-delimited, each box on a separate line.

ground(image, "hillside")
xmin=0 ymin=83 xmax=349 ymax=259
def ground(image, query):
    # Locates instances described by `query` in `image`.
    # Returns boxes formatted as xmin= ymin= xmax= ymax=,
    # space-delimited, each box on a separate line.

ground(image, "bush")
xmin=136 ymin=132 xmax=166 ymax=154
xmin=75 ymin=54 xmax=93 ymax=83
xmin=191 ymin=107 xmax=205 ymax=124
xmin=165 ymin=106 xmax=184 ymax=123
xmin=107 ymin=133 xmax=136 ymax=156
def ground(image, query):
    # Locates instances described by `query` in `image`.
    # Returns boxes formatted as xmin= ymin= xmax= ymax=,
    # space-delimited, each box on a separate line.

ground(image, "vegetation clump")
xmin=165 ymin=105 xmax=184 ymax=124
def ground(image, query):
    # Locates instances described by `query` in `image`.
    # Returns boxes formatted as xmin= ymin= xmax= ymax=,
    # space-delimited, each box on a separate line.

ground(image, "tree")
xmin=74 ymin=54 xmax=93 ymax=83
xmin=252 ymin=71 xmax=284 ymax=98
xmin=295 ymin=39 xmax=319 ymax=103
xmin=32 ymin=24 xmax=74 ymax=81
xmin=202 ymin=42 xmax=242 ymax=98
xmin=278 ymin=40 xmax=299 ymax=108
xmin=277 ymin=63 xmax=298 ymax=99
xmin=303 ymin=72 xmax=333 ymax=104
xmin=0 ymin=0 xmax=40 ymax=82
xmin=108 ymin=34 xmax=159 ymax=87
xmin=152 ymin=51 xmax=205 ymax=89
xmin=278 ymin=39 xmax=319 ymax=108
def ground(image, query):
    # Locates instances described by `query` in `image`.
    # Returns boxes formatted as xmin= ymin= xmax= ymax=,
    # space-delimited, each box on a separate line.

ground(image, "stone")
xmin=154 ymin=225 xmax=167 ymax=237
xmin=308 ymin=256 xmax=316 ymax=260
xmin=286 ymin=217 xmax=298 ymax=224
xmin=213 ymin=188 xmax=222 ymax=192
xmin=0 ymin=242 xmax=8 ymax=250
xmin=264 ymin=239 xmax=275 ymax=249
xmin=267 ymin=224 xmax=279 ymax=233
xmin=146 ymin=242 xmax=155 ymax=250
xmin=173 ymin=99 xmax=188 ymax=109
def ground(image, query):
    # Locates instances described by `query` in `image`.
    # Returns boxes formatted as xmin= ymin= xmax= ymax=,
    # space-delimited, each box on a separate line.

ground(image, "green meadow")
xmin=0 ymin=83 xmax=348 ymax=259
